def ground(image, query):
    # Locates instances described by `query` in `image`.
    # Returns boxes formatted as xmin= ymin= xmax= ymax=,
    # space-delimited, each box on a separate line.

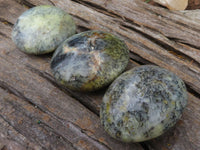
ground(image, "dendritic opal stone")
xmin=12 ymin=5 xmax=76 ymax=55
xmin=50 ymin=30 xmax=129 ymax=92
xmin=100 ymin=65 xmax=187 ymax=142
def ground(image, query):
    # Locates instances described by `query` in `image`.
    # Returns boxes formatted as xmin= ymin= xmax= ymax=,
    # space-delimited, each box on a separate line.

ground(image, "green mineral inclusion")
xmin=100 ymin=65 xmax=187 ymax=142
xmin=12 ymin=5 xmax=76 ymax=54
xmin=50 ymin=30 xmax=129 ymax=92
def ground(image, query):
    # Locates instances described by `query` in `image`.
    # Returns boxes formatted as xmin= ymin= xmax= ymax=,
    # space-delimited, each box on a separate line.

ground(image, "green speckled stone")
xmin=100 ymin=65 xmax=187 ymax=142
xmin=12 ymin=5 xmax=76 ymax=55
xmin=50 ymin=30 xmax=129 ymax=92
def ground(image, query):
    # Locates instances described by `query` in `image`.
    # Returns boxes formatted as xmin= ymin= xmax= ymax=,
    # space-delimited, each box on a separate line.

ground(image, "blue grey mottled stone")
xmin=100 ymin=65 xmax=187 ymax=142
xmin=50 ymin=30 xmax=129 ymax=92
xmin=12 ymin=5 xmax=76 ymax=55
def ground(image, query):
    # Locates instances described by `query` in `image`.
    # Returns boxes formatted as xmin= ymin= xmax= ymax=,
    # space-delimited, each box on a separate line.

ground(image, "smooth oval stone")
xmin=100 ymin=65 xmax=187 ymax=142
xmin=12 ymin=5 xmax=76 ymax=55
xmin=50 ymin=30 xmax=129 ymax=92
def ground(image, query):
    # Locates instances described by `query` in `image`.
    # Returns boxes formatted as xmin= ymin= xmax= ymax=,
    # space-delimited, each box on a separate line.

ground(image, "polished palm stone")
xmin=12 ymin=5 xmax=76 ymax=55
xmin=50 ymin=30 xmax=129 ymax=91
xmin=100 ymin=65 xmax=187 ymax=142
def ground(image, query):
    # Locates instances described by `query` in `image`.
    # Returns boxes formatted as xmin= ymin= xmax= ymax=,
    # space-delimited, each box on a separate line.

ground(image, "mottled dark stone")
xmin=51 ymin=30 xmax=129 ymax=91
xmin=100 ymin=65 xmax=187 ymax=142
xmin=12 ymin=5 xmax=76 ymax=55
